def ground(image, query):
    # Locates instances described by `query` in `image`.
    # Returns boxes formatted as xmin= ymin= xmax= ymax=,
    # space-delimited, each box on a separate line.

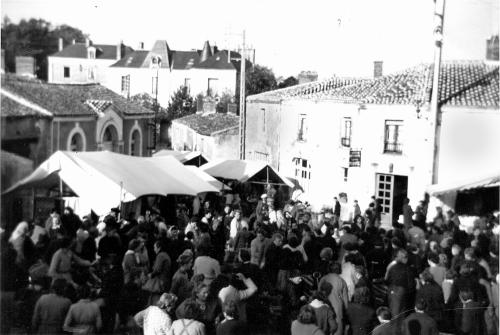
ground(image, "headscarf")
xmin=9 ymin=221 xmax=29 ymax=243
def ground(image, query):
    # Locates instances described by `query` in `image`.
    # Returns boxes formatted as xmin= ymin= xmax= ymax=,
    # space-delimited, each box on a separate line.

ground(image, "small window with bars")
xmin=384 ymin=120 xmax=403 ymax=154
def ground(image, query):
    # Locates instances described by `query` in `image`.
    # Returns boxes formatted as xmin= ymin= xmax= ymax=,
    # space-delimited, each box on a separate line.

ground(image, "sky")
xmin=1 ymin=0 xmax=498 ymax=78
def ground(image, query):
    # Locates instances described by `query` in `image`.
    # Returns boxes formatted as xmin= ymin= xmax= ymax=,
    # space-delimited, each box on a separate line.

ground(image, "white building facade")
xmin=245 ymin=61 xmax=500 ymax=226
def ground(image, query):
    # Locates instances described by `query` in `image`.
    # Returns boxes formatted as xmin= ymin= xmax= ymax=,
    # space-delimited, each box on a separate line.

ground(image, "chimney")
xmin=139 ymin=41 xmax=144 ymax=50
xmin=373 ymin=61 xmax=383 ymax=78
xmin=486 ymin=35 xmax=499 ymax=61
xmin=58 ymin=38 xmax=63 ymax=52
xmin=72 ymin=39 xmax=76 ymax=44
xmin=200 ymin=41 xmax=212 ymax=63
xmin=116 ymin=40 xmax=122 ymax=60
xmin=85 ymin=38 xmax=90 ymax=47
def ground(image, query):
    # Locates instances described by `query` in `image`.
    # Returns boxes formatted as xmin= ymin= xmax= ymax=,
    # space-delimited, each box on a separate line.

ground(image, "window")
xmin=261 ymin=108 xmax=266 ymax=132
xmin=130 ymin=129 xmax=141 ymax=156
xmin=121 ymin=75 xmax=130 ymax=97
xmin=69 ymin=132 xmax=84 ymax=151
xmin=376 ymin=174 xmax=393 ymax=214
xmin=294 ymin=157 xmax=312 ymax=192
xmin=64 ymin=67 xmax=70 ymax=78
xmin=384 ymin=120 xmax=403 ymax=154
xmin=341 ymin=117 xmax=352 ymax=147
xmin=207 ymin=78 xmax=218 ymax=96
xmin=298 ymin=114 xmax=307 ymax=141
xmin=252 ymin=151 xmax=269 ymax=163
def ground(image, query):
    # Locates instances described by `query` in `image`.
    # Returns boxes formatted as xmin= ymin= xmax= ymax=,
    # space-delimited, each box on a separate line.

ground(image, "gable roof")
xmin=194 ymin=50 xmax=237 ymax=70
xmin=1 ymin=92 xmax=52 ymax=118
xmin=50 ymin=43 xmax=133 ymax=60
xmin=171 ymin=51 xmax=201 ymax=70
xmin=110 ymin=40 xmax=242 ymax=71
xmin=248 ymin=60 xmax=499 ymax=108
xmin=1 ymin=74 xmax=154 ymax=117
xmin=111 ymin=50 xmax=150 ymax=68
xmin=173 ymin=113 xmax=239 ymax=136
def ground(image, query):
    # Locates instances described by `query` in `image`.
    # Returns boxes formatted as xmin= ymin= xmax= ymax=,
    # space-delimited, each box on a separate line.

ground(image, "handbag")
xmin=142 ymin=276 xmax=163 ymax=293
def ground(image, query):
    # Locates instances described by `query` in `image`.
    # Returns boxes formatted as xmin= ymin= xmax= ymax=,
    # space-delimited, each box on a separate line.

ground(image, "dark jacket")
xmin=402 ymin=312 xmax=439 ymax=335
xmin=415 ymin=281 xmax=445 ymax=323
xmin=346 ymin=303 xmax=377 ymax=335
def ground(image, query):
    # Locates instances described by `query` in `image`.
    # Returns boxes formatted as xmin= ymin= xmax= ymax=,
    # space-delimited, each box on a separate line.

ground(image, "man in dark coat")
xmin=372 ymin=307 xmax=398 ymax=335
xmin=402 ymin=299 xmax=439 ymax=335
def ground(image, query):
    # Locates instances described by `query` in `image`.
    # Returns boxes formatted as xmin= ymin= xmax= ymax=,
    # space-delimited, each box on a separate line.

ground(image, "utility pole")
xmin=430 ymin=0 xmax=445 ymax=184
xmin=238 ymin=30 xmax=246 ymax=160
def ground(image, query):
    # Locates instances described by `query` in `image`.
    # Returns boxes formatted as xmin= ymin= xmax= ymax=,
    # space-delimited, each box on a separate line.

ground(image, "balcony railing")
xmin=341 ymin=137 xmax=351 ymax=147
xmin=384 ymin=142 xmax=403 ymax=154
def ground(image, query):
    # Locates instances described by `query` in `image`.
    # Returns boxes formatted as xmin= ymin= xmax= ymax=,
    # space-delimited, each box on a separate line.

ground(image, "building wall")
xmin=213 ymin=128 xmax=239 ymax=160
xmin=123 ymin=118 xmax=153 ymax=156
xmin=245 ymin=99 xmax=281 ymax=167
xmin=104 ymin=67 xmax=237 ymax=108
xmin=48 ymin=56 xmax=117 ymax=84
xmin=1 ymin=116 xmax=52 ymax=166
xmin=171 ymin=121 xmax=239 ymax=161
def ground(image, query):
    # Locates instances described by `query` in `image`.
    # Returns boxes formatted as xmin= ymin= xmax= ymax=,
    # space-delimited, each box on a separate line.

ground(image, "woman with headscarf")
xmin=308 ymin=281 xmax=337 ymax=335
xmin=176 ymin=282 xmax=219 ymax=334
xmin=9 ymin=221 xmax=34 ymax=267
xmin=134 ymin=293 xmax=177 ymax=335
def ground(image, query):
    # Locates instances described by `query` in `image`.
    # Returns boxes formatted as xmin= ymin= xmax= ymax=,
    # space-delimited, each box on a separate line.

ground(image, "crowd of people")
xmin=0 ymin=186 xmax=499 ymax=335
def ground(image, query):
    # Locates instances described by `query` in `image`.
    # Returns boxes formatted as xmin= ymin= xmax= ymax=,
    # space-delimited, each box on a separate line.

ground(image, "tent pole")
xmin=59 ymin=174 xmax=63 ymax=214
xmin=266 ymin=166 xmax=269 ymax=185
xmin=119 ymin=181 xmax=123 ymax=221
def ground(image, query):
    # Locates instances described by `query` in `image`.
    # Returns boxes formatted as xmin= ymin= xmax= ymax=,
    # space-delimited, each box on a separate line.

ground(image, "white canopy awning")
xmin=3 ymin=151 xmax=219 ymax=215
xmin=184 ymin=166 xmax=231 ymax=191
xmin=426 ymin=173 xmax=500 ymax=196
xmin=200 ymin=159 xmax=293 ymax=187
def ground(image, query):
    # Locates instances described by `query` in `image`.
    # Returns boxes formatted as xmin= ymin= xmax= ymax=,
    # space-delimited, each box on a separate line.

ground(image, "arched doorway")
xmin=130 ymin=129 xmax=142 ymax=156
xmin=102 ymin=124 xmax=119 ymax=152
xmin=69 ymin=132 xmax=84 ymax=151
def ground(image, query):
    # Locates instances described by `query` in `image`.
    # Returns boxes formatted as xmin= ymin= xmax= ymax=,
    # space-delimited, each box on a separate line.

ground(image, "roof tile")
xmin=173 ymin=113 xmax=239 ymax=136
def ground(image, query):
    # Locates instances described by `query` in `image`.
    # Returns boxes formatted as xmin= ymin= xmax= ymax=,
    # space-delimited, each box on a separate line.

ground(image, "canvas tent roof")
xmin=200 ymin=159 xmax=293 ymax=187
xmin=3 ymin=151 xmax=219 ymax=214
xmin=184 ymin=166 xmax=230 ymax=191
xmin=153 ymin=150 xmax=208 ymax=166
xmin=427 ymin=173 xmax=500 ymax=196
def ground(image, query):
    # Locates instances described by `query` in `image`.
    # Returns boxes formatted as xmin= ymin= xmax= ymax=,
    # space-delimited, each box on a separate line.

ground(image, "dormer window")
xmin=151 ymin=56 xmax=162 ymax=67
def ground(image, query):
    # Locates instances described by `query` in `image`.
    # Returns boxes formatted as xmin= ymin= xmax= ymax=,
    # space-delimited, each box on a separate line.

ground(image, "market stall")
xmin=3 ymin=150 xmax=219 ymax=215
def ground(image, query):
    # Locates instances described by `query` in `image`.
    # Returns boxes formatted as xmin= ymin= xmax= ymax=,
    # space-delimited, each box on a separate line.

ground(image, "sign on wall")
xmin=349 ymin=149 xmax=361 ymax=167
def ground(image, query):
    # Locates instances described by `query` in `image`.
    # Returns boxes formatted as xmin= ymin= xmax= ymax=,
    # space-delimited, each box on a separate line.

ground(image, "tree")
xmin=278 ymin=76 xmax=299 ymax=89
xmin=244 ymin=64 xmax=277 ymax=96
xmin=166 ymin=86 xmax=197 ymax=120
xmin=1 ymin=16 xmax=87 ymax=79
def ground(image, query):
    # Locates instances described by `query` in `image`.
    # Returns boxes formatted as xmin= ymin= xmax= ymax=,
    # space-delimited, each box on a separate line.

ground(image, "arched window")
xmin=102 ymin=125 xmax=119 ymax=152
xmin=69 ymin=132 xmax=84 ymax=151
xmin=67 ymin=126 xmax=86 ymax=152
xmin=130 ymin=129 xmax=142 ymax=156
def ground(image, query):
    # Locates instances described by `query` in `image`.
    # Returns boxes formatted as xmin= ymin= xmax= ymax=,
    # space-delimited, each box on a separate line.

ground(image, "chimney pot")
xmin=58 ymin=38 xmax=63 ymax=52
xmin=139 ymin=42 xmax=144 ymax=50
xmin=117 ymin=41 xmax=122 ymax=60
xmin=373 ymin=61 xmax=383 ymax=78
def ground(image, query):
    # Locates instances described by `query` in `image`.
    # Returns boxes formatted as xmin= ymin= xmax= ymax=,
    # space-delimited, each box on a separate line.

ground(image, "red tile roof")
xmin=173 ymin=113 xmax=239 ymax=136
xmin=1 ymin=74 xmax=154 ymax=117
xmin=248 ymin=61 xmax=499 ymax=108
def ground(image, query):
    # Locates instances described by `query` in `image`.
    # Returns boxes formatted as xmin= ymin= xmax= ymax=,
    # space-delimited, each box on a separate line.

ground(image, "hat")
xmin=397 ymin=215 xmax=405 ymax=224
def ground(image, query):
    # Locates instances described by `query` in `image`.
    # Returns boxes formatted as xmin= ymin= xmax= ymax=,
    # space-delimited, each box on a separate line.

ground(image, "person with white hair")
xmin=134 ymin=293 xmax=177 ymax=335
